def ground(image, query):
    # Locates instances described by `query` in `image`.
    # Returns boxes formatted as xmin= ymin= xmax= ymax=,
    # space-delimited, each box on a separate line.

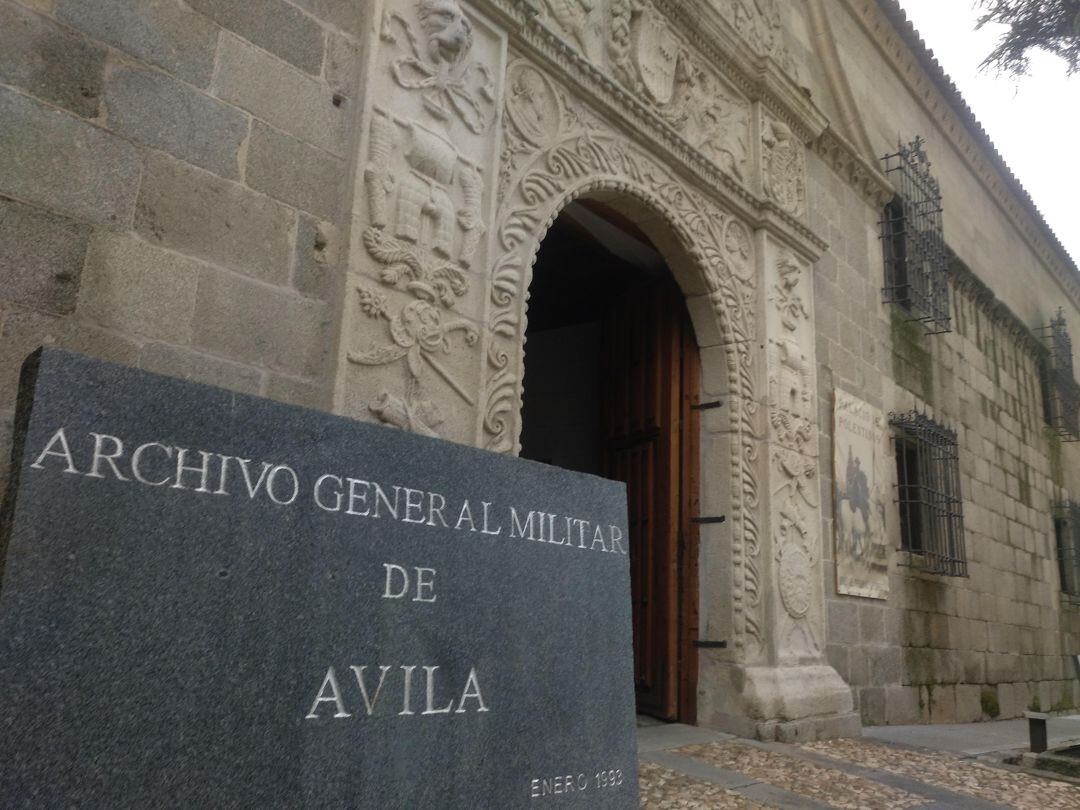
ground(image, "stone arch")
xmin=484 ymin=69 xmax=765 ymax=654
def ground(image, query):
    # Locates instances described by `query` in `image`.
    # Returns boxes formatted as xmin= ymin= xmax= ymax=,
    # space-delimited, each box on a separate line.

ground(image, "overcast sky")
xmin=897 ymin=0 xmax=1079 ymax=265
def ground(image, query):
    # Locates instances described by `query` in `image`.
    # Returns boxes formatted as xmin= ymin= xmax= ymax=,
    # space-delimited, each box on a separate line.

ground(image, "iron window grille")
xmin=1054 ymin=502 xmax=1080 ymax=597
xmin=890 ymin=411 xmax=966 ymax=577
xmin=1038 ymin=310 xmax=1080 ymax=441
xmin=880 ymin=137 xmax=952 ymax=334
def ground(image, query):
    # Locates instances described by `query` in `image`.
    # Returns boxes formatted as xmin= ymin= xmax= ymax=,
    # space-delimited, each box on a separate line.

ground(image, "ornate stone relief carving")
xmin=762 ymin=115 xmax=805 ymax=217
xmin=769 ymin=338 xmax=813 ymax=453
xmin=766 ymin=251 xmax=821 ymax=657
xmin=772 ymin=441 xmax=820 ymax=655
xmin=814 ymin=128 xmax=894 ymax=209
xmin=352 ymin=1 xmax=495 ymax=437
xmin=607 ymin=2 xmax=750 ymax=180
xmin=381 ymin=0 xmax=495 ymax=133
xmin=771 ymin=250 xmax=808 ymax=332
xmin=710 ymin=0 xmax=797 ymax=77
xmin=538 ymin=0 xmax=603 ymax=61
xmin=489 ymin=58 xmax=764 ymax=655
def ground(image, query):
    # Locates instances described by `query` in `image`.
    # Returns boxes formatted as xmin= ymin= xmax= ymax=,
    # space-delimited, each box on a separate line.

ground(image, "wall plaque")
xmin=0 ymin=349 xmax=638 ymax=808
xmin=833 ymin=389 xmax=891 ymax=600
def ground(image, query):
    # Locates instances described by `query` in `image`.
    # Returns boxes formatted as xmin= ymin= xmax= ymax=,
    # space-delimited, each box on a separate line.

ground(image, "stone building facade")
xmin=1 ymin=0 xmax=1078 ymax=738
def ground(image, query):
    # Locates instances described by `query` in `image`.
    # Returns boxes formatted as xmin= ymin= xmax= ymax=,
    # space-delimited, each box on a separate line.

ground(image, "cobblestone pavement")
xmin=637 ymin=733 xmax=1080 ymax=809
xmin=806 ymin=738 xmax=1080 ymax=809
xmin=639 ymin=762 xmax=763 ymax=809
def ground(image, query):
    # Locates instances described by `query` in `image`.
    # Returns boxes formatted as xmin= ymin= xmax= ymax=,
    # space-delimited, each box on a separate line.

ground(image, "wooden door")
xmin=602 ymin=276 xmax=700 ymax=722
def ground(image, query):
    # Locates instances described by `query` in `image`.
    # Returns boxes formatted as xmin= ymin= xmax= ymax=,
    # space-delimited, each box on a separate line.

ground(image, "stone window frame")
xmin=890 ymin=410 xmax=967 ymax=577
xmin=1054 ymin=502 xmax=1080 ymax=598
xmin=1037 ymin=310 xmax=1080 ymax=442
xmin=879 ymin=137 xmax=952 ymax=335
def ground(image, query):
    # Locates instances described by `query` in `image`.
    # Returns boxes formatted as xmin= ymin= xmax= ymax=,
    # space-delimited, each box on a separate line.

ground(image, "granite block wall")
xmin=810 ymin=150 xmax=1080 ymax=725
xmin=0 ymin=0 xmax=370 ymax=495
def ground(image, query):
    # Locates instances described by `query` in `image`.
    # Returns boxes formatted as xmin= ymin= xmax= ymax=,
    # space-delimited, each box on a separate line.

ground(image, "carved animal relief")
xmin=608 ymin=2 xmax=751 ymax=180
xmin=382 ymin=0 xmax=495 ymax=133
xmin=771 ymin=251 xmax=809 ymax=332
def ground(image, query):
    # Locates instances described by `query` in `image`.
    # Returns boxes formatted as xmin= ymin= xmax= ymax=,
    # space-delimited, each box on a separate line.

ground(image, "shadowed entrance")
xmin=520 ymin=200 xmax=702 ymax=723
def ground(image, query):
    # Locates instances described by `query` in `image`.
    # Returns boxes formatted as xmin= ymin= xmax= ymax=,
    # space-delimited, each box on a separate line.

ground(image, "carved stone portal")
xmin=340 ymin=1 xmax=857 ymax=741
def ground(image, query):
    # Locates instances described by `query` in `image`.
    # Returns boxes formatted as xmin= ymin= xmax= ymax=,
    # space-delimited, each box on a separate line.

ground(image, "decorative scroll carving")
xmin=381 ymin=0 xmax=495 ymax=134
xmin=489 ymin=61 xmax=764 ymax=655
xmin=350 ymin=281 xmax=478 ymax=434
xmin=762 ymin=116 xmax=805 ymax=216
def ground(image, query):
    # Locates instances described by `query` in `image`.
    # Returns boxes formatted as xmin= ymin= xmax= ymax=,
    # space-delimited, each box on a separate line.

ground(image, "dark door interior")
xmin=520 ymin=201 xmax=700 ymax=723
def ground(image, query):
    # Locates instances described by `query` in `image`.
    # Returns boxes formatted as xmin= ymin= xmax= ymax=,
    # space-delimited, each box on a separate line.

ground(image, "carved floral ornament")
xmin=351 ymin=0 xmax=496 ymax=436
xmin=488 ymin=59 xmax=767 ymax=656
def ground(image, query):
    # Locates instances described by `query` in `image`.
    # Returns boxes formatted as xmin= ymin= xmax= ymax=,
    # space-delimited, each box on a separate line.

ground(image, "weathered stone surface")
xmin=213 ymin=34 xmax=345 ymax=155
xmin=0 ymin=308 xmax=139 ymax=410
xmin=0 ymin=88 xmax=141 ymax=228
xmin=266 ymin=371 xmax=324 ymax=409
xmin=135 ymin=153 xmax=293 ymax=285
xmin=105 ymin=64 xmax=248 ymax=179
xmin=292 ymin=214 xmax=339 ymax=300
xmin=13 ymin=0 xmax=54 ymax=11
xmin=0 ymin=348 xmax=638 ymax=807
xmin=0 ymin=3 xmax=105 ymax=118
xmin=325 ymin=31 xmax=361 ymax=97
xmin=827 ymin=601 xmax=859 ymax=646
xmin=139 ymin=341 xmax=263 ymax=395
xmin=245 ymin=122 xmax=342 ymax=220
xmin=0 ymin=309 xmax=52 ymax=409
xmin=291 ymin=0 xmax=364 ymax=36
xmin=187 ymin=0 xmax=325 ymax=75
xmin=56 ymin=0 xmax=219 ymax=87
xmin=192 ymin=267 xmax=329 ymax=378
xmin=0 ymin=196 xmax=91 ymax=314
xmin=77 ymin=232 xmax=201 ymax=344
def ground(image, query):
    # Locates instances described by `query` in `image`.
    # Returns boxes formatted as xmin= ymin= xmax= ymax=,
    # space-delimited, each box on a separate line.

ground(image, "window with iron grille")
xmin=890 ymin=411 xmax=966 ymax=576
xmin=1038 ymin=310 xmax=1080 ymax=441
xmin=880 ymin=137 xmax=951 ymax=334
xmin=1054 ymin=502 xmax=1080 ymax=597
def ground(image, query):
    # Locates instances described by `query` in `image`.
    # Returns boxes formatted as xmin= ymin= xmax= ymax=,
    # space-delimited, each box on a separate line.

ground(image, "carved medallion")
xmin=506 ymin=63 xmax=562 ymax=146
xmin=778 ymin=544 xmax=812 ymax=619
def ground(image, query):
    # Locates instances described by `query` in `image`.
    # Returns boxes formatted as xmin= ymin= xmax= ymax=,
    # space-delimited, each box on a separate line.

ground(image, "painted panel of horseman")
xmin=833 ymin=390 xmax=891 ymax=599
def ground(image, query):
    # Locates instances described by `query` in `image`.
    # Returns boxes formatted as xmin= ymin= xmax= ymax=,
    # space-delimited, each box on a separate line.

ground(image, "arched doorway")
xmin=519 ymin=199 xmax=702 ymax=723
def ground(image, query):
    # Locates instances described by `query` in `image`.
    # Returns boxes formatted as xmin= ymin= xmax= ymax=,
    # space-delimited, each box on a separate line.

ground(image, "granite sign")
xmin=0 ymin=349 xmax=638 ymax=808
